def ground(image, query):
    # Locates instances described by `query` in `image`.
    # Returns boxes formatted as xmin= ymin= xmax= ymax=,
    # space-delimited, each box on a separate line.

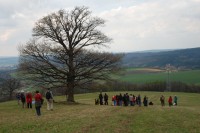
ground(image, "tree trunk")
xmin=9 ymin=89 xmax=13 ymax=100
xmin=67 ymin=49 xmax=75 ymax=102
xmin=9 ymin=93 xmax=12 ymax=100
xmin=66 ymin=82 xmax=75 ymax=102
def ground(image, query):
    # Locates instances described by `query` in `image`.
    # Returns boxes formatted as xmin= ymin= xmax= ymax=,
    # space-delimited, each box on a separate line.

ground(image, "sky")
xmin=0 ymin=0 xmax=200 ymax=56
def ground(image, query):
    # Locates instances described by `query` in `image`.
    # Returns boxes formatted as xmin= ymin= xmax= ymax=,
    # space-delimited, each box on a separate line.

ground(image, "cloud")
xmin=0 ymin=0 xmax=200 ymax=56
xmin=99 ymin=0 xmax=200 ymax=52
xmin=0 ymin=29 xmax=15 ymax=41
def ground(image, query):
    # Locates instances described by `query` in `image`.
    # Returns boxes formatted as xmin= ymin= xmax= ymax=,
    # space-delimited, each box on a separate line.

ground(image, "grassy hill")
xmin=0 ymin=91 xmax=200 ymax=133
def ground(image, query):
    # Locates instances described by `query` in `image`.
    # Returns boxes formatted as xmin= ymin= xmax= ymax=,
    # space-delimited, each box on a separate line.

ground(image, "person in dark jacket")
xmin=99 ymin=92 xmax=103 ymax=105
xmin=104 ymin=93 xmax=108 ymax=105
xmin=137 ymin=94 xmax=141 ymax=107
xmin=123 ymin=94 xmax=127 ymax=106
xmin=34 ymin=90 xmax=43 ymax=116
xmin=16 ymin=93 xmax=21 ymax=105
xmin=20 ymin=91 xmax=26 ymax=108
xmin=143 ymin=96 xmax=148 ymax=106
xmin=46 ymin=88 xmax=54 ymax=111
xmin=119 ymin=93 xmax=123 ymax=106
xmin=126 ymin=93 xmax=129 ymax=106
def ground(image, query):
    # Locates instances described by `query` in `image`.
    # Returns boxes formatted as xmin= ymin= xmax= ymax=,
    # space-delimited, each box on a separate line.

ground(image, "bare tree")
xmin=18 ymin=6 xmax=122 ymax=102
xmin=2 ymin=78 xmax=21 ymax=100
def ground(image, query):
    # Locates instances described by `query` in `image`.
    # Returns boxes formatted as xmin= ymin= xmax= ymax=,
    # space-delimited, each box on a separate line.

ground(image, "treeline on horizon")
xmin=122 ymin=47 xmax=200 ymax=69
xmin=0 ymin=78 xmax=200 ymax=102
xmin=68 ymin=80 xmax=200 ymax=95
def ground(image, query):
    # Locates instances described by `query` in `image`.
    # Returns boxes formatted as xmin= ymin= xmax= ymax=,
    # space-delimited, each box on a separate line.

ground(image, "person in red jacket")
xmin=26 ymin=92 xmax=32 ymax=108
xmin=34 ymin=90 xmax=43 ymax=116
xmin=112 ymin=95 xmax=116 ymax=106
xmin=168 ymin=96 xmax=173 ymax=107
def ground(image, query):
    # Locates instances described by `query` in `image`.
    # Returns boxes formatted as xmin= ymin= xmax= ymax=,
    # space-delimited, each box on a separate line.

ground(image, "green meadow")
xmin=115 ymin=68 xmax=200 ymax=85
xmin=0 ymin=91 xmax=200 ymax=133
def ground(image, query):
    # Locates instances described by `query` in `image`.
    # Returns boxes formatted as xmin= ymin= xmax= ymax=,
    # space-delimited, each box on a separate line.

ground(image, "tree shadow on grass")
xmin=55 ymin=101 xmax=90 ymax=106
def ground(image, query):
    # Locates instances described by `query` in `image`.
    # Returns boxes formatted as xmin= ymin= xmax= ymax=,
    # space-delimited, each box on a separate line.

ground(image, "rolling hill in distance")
xmin=122 ymin=47 xmax=200 ymax=69
xmin=0 ymin=57 xmax=18 ymax=70
xmin=0 ymin=47 xmax=200 ymax=69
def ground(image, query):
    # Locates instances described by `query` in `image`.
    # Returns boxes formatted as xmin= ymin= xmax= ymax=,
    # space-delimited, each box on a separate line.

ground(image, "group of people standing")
xmin=111 ymin=93 xmax=149 ymax=107
xmin=96 ymin=93 xmax=150 ymax=107
xmin=97 ymin=92 xmax=109 ymax=105
xmin=96 ymin=92 xmax=178 ymax=107
xmin=160 ymin=95 xmax=178 ymax=107
xmin=16 ymin=88 xmax=54 ymax=116
xmin=16 ymin=91 xmax=32 ymax=108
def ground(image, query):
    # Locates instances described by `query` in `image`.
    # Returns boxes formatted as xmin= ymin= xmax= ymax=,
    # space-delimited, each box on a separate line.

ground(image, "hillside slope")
xmin=122 ymin=47 xmax=200 ymax=68
xmin=0 ymin=92 xmax=200 ymax=133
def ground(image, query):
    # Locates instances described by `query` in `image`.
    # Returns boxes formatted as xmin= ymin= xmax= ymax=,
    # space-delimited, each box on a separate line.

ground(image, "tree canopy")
xmin=18 ymin=6 xmax=122 ymax=102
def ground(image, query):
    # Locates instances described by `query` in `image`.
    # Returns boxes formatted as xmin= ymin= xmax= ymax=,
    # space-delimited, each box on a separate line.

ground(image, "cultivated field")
xmin=116 ymin=68 xmax=200 ymax=85
xmin=0 ymin=91 xmax=200 ymax=133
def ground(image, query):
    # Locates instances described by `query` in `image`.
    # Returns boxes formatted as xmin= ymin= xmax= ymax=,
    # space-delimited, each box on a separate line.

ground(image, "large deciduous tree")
xmin=18 ymin=6 xmax=122 ymax=102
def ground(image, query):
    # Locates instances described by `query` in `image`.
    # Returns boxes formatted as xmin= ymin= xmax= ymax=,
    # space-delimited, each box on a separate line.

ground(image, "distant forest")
xmin=122 ymin=47 xmax=200 ymax=69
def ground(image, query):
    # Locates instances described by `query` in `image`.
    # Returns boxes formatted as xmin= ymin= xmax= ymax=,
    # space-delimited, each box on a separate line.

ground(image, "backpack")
xmin=46 ymin=91 xmax=51 ymax=99
xmin=21 ymin=93 xmax=25 ymax=101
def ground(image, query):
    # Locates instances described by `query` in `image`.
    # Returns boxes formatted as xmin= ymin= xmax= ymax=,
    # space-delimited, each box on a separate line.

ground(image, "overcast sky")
xmin=0 ymin=0 xmax=200 ymax=56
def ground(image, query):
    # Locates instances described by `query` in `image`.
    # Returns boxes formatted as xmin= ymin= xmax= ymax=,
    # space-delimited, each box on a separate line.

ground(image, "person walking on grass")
xmin=104 ymin=93 xmax=108 ymax=105
xmin=137 ymin=94 xmax=141 ymax=107
xmin=112 ymin=95 xmax=116 ymax=106
xmin=20 ymin=91 xmax=26 ymax=108
xmin=119 ymin=93 xmax=123 ymax=106
xmin=46 ymin=88 xmax=54 ymax=111
xmin=174 ymin=95 xmax=178 ymax=106
xmin=143 ymin=96 xmax=148 ymax=107
xmin=160 ymin=95 xmax=165 ymax=106
xmin=16 ymin=92 xmax=21 ymax=105
xmin=34 ymin=90 xmax=43 ymax=116
xmin=99 ymin=92 xmax=103 ymax=105
xmin=129 ymin=94 xmax=133 ymax=106
xmin=168 ymin=96 xmax=173 ymax=107
xmin=26 ymin=92 xmax=32 ymax=108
